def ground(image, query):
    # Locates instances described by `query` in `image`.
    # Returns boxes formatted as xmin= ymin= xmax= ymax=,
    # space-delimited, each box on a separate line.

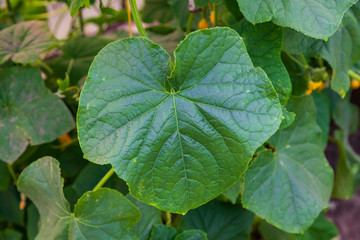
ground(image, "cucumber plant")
xmin=0 ymin=0 xmax=359 ymax=239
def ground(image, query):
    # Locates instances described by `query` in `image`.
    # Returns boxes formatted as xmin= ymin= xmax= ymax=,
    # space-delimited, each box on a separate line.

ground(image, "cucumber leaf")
xmin=0 ymin=67 xmax=75 ymax=163
xmin=236 ymin=0 xmax=357 ymax=39
xmin=17 ymin=157 xmax=141 ymax=240
xmin=242 ymin=96 xmax=334 ymax=233
xmin=0 ymin=21 xmax=56 ymax=64
xmin=77 ymin=27 xmax=282 ymax=213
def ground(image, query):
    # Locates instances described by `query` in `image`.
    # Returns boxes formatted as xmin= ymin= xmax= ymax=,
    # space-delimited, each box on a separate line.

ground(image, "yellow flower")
xmin=210 ymin=11 xmax=215 ymax=24
xmin=351 ymin=79 xmax=360 ymax=89
xmin=198 ymin=18 xmax=209 ymax=29
xmin=306 ymin=80 xmax=325 ymax=95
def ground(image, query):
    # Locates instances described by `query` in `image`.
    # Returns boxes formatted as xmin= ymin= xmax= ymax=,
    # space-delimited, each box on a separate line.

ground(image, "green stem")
xmin=285 ymin=52 xmax=306 ymax=70
xmin=186 ymin=12 xmax=195 ymax=35
xmin=93 ymin=168 xmax=115 ymax=191
xmin=165 ymin=212 xmax=172 ymax=227
xmin=7 ymin=164 xmax=17 ymax=184
xmin=129 ymin=0 xmax=148 ymax=38
xmin=349 ymin=69 xmax=360 ymax=80
xmin=79 ymin=8 xmax=85 ymax=35
xmin=37 ymin=59 xmax=53 ymax=74
xmin=6 ymin=0 xmax=16 ymax=23
xmin=299 ymin=54 xmax=309 ymax=69
xmin=317 ymin=57 xmax=324 ymax=68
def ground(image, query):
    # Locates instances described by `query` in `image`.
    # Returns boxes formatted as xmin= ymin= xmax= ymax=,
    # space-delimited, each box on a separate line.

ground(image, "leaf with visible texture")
xmin=234 ymin=21 xmax=291 ymax=107
xmin=294 ymin=214 xmax=338 ymax=240
xmin=69 ymin=0 xmax=90 ymax=17
xmin=312 ymin=92 xmax=331 ymax=149
xmin=0 ymin=229 xmax=22 ymax=240
xmin=236 ymin=0 xmax=357 ymax=39
xmin=77 ymin=27 xmax=282 ymax=213
xmin=150 ymin=225 xmax=177 ymax=240
xmin=242 ymin=96 xmax=334 ymax=233
xmin=283 ymin=3 xmax=360 ymax=97
xmin=0 ymin=67 xmax=75 ymax=163
xmin=17 ymin=157 xmax=141 ymax=240
xmin=175 ymin=230 xmax=208 ymax=240
xmin=0 ymin=21 xmax=56 ymax=64
xmin=181 ymin=201 xmax=254 ymax=240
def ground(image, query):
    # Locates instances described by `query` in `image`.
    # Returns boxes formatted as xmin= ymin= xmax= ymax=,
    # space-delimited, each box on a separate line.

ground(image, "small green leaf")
xmin=17 ymin=157 xmax=141 ymax=240
xmin=0 ymin=67 xmax=75 ymax=163
xmin=149 ymin=225 xmax=177 ymax=240
xmin=283 ymin=3 xmax=360 ymax=97
xmin=68 ymin=0 xmax=90 ymax=17
xmin=0 ymin=229 xmax=22 ymax=240
xmin=181 ymin=201 xmax=254 ymax=240
xmin=242 ymin=96 xmax=334 ymax=233
xmin=77 ymin=27 xmax=282 ymax=213
xmin=175 ymin=230 xmax=208 ymax=240
xmin=0 ymin=21 xmax=56 ymax=64
xmin=127 ymin=194 xmax=162 ymax=240
xmin=236 ymin=0 xmax=357 ymax=39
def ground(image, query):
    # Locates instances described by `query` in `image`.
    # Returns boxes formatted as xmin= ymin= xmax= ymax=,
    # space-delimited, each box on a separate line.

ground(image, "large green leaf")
xmin=68 ymin=0 xmax=90 ymax=17
xmin=312 ymin=92 xmax=331 ymax=149
xmin=17 ymin=157 xmax=141 ymax=240
xmin=242 ymin=96 xmax=334 ymax=233
xmin=0 ymin=21 xmax=56 ymax=64
xmin=181 ymin=201 xmax=254 ymax=240
xmin=0 ymin=67 xmax=75 ymax=163
xmin=236 ymin=0 xmax=357 ymax=39
xmin=283 ymin=3 xmax=360 ymax=97
xmin=77 ymin=27 xmax=282 ymax=213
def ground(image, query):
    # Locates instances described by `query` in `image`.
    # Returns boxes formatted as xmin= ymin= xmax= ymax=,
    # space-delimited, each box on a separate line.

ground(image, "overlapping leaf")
xmin=77 ymin=27 xmax=282 ymax=213
xmin=69 ymin=0 xmax=90 ymax=17
xmin=242 ymin=96 xmax=334 ymax=233
xmin=181 ymin=201 xmax=254 ymax=240
xmin=17 ymin=157 xmax=141 ymax=240
xmin=0 ymin=67 xmax=75 ymax=163
xmin=283 ymin=3 xmax=360 ymax=97
xmin=0 ymin=21 xmax=56 ymax=64
xmin=236 ymin=0 xmax=357 ymax=39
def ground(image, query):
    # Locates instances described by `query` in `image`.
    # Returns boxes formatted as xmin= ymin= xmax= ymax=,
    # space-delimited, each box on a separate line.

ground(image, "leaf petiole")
xmin=129 ymin=0 xmax=148 ymax=38
xmin=93 ymin=168 xmax=115 ymax=191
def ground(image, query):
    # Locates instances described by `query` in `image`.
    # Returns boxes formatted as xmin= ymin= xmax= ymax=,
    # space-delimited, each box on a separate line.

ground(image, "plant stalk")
xmin=214 ymin=4 xmax=218 ymax=26
xmin=7 ymin=163 xmax=17 ymax=184
xmin=129 ymin=0 xmax=148 ymax=38
xmin=79 ymin=8 xmax=85 ymax=35
xmin=126 ymin=0 xmax=133 ymax=37
xmin=6 ymin=0 xmax=16 ymax=23
xmin=93 ymin=168 xmax=115 ymax=191
xmin=349 ymin=69 xmax=360 ymax=80
xmin=186 ymin=12 xmax=195 ymax=35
